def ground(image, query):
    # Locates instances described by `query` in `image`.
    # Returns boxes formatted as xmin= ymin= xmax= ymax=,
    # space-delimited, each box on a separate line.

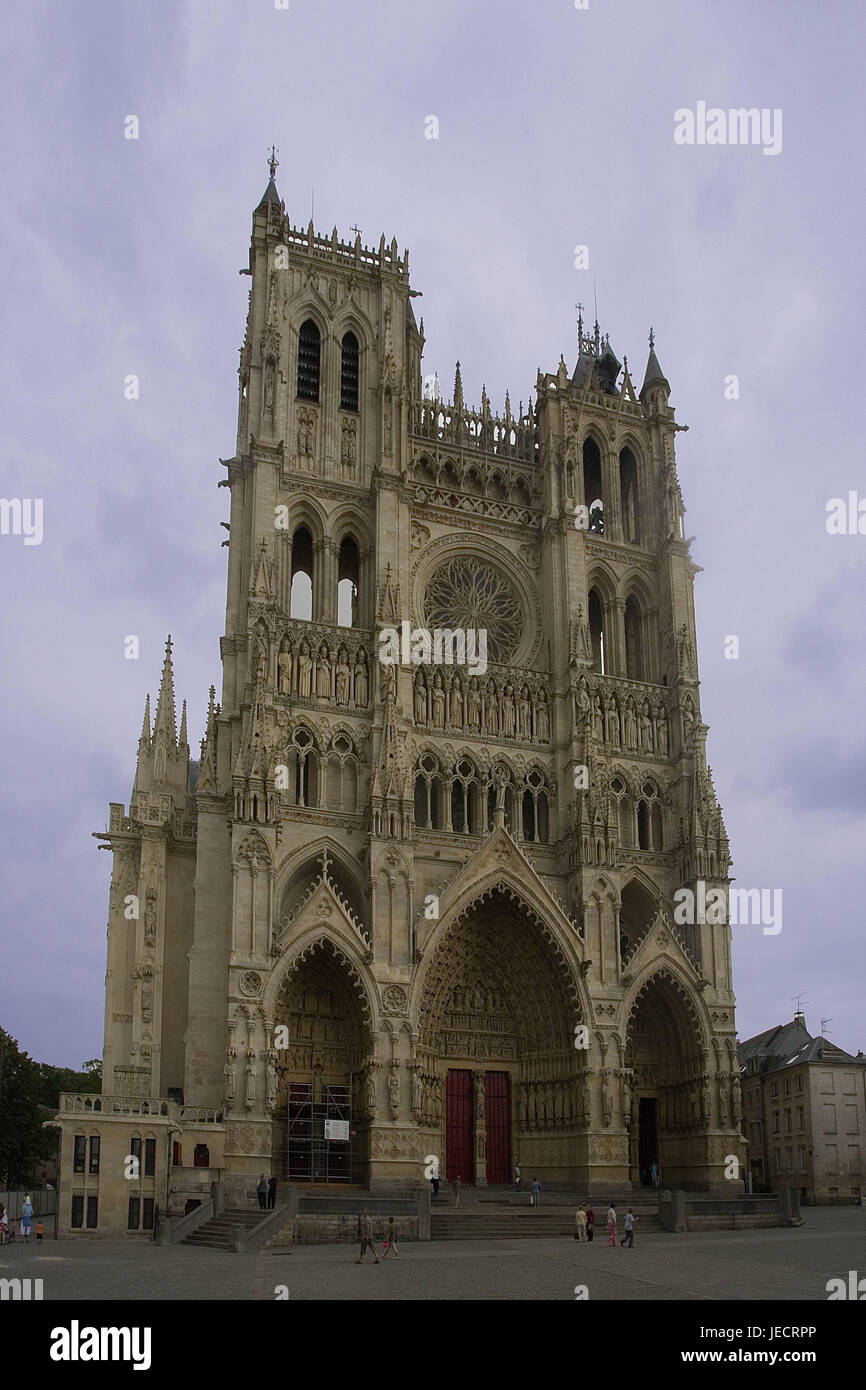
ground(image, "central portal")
xmin=418 ymin=887 xmax=580 ymax=1187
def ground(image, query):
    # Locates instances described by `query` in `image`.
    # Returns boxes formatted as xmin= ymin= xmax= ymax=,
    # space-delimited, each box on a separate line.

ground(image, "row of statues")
xmin=254 ymin=633 xmax=371 ymax=707
xmin=414 ymin=670 xmax=550 ymax=740
xmin=576 ymin=678 xmax=670 ymax=755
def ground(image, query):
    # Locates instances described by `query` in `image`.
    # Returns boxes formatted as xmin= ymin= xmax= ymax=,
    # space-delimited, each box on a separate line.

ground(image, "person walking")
xmin=21 ymin=1196 xmax=33 ymax=1242
xmin=256 ymin=1174 xmax=268 ymax=1210
xmin=620 ymin=1208 xmax=636 ymax=1248
xmin=585 ymin=1205 xmax=594 ymax=1243
xmin=429 ymin=1155 xmax=440 ymax=1198
xmin=514 ymin=1163 xmax=521 ymax=1192
xmin=0 ymin=1204 xmax=7 ymax=1245
xmin=650 ymin=1161 xmax=658 ymax=1189
xmin=453 ymin=1175 xmax=462 ymax=1209
xmin=380 ymin=1217 xmax=400 ymax=1259
xmin=36 ymin=1221 xmax=44 ymax=1244
xmin=267 ymin=1175 xmax=277 ymax=1210
xmin=575 ymin=1206 xmax=587 ymax=1242
xmin=606 ymin=1202 xmax=617 ymax=1246
xmin=531 ymin=1177 xmax=541 ymax=1208
xmin=355 ymin=1209 xmax=380 ymax=1263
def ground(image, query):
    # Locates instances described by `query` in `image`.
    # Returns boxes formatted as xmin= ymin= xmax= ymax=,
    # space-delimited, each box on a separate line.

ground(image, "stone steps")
xmin=181 ymin=1207 xmax=267 ymax=1249
xmin=430 ymin=1211 xmax=661 ymax=1240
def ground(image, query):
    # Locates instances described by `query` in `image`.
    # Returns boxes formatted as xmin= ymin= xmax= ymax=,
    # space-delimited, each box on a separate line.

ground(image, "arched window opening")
xmin=537 ymin=791 xmax=549 ymax=843
xmin=297 ymin=320 xmax=321 ymax=401
xmin=487 ymin=784 xmax=496 ymax=831
xmin=414 ymin=775 xmax=428 ymax=829
xmin=522 ymin=789 xmax=535 ymax=841
xmin=637 ymin=800 xmax=650 ymax=850
xmin=619 ymin=447 xmax=640 ymax=544
xmin=340 ymin=331 xmax=359 ymax=411
xmin=651 ymin=803 xmax=664 ymax=852
xmin=588 ymin=587 xmax=606 ymax=674
xmin=451 ymin=781 xmax=466 ymax=833
xmin=624 ymin=596 xmax=644 ymax=681
xmin=618 ymin=795 xmax=632 ymax=847
xmin=290 ymin=527 xmax=314 ymax=619
xmin=337 ymin=536 xmax=360 ymax=628
xmin=583 ymin=437 xmax=604 ymax=533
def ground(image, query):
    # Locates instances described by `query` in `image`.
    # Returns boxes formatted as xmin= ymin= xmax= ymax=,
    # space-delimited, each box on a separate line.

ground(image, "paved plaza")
xmin=0 ymin=1209 xmax=861 ymax=1301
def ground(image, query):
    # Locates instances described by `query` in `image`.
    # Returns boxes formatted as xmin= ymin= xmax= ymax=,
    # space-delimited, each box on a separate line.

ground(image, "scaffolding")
xmin=287 ymin=1082 xmax=353 ymax=1183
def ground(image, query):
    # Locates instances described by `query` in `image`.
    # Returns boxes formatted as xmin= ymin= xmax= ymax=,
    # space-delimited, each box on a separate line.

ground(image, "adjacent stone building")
xmin=739 ymin=1012 xmax=865 ymax=1203
xmin=51 ymin=158 xmax=743 ymax=1235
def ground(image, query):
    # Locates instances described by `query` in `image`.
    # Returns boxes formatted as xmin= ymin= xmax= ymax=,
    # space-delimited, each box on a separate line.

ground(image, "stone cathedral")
xmin=54 ymin=160 xmax=744 ymax=1235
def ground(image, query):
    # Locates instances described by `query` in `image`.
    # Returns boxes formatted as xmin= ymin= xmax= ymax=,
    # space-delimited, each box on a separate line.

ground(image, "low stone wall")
xmin=659 ymin=1190 xmax=801 ymax=1232
xmin=290 ymin=1214 xmax=420 ymax=1246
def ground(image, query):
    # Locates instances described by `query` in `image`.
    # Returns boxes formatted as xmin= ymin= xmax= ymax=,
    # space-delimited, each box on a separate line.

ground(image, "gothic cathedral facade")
xmin=55 ymin=164 xmax=743 ymax=1233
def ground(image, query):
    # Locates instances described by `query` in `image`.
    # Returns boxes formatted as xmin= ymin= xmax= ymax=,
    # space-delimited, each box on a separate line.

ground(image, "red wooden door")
xmin=446 ymin=1070 xmax=473 ymax=1182
xmin=484 ymin=1071 xmax=511 ymax=1184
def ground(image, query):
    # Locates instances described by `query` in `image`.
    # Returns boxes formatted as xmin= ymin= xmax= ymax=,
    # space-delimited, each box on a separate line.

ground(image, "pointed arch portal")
xmin=272 ymin=940 xmax=371 ymax=1183
xmin=416 ymin=887 xmax=581 ymax=1185
xmin=624 ymin=970 xmax=707 ymax=1188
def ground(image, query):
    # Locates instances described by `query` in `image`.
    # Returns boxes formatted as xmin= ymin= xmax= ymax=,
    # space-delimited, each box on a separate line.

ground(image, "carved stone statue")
xmin=224 ymin=1058 xmax=235 ymax=1102
xmin=388 ymin=1066 xmax=400 ymax=1120
xmin=467 ymin=678 xmax=481 ymax=729
xmin=267 ymin=1059 xmax=278 ymax=1110
xmin=518 ymin=685 xmax=532 ymax=738
xmin=414 ymin=673 xmax=427 ymax=725
xmin=606 ymin=696 xmax=620 ymax=747
xmin=657 ymin=707 xmax=669 ymax=756
xmin=353 ymin=649 xmax=369 ymax=706
xmin=245 ymin=1059 xmax=256 ymax=1108
xmin=717 ymin=1073 xmax=729 ymax=1126
xmin=277 ymin=642 xmax=292 ymax=695
xmin=486 ymin=685 xmax=498 ymax=736
xmin=297 ymin=640 xmax=312 ymax=698
xmin=336 ymin=647 xmax=350 ymax=705
xmin=450 ymin=677 xmax=464 ymax=728
xmin=316 ymin=644 xmax=331 ymax=699
xmin=366 ymin=1069 xmax=377 ymax=1119
xmin=640 ymin=700 xmax=654 ymax=752
xmin=144 ymin=890 xmax=157 ymax=946
xmin=536 ymin=689 xmax=550 ymax=741
xmin=624 ymin=700 xmax=638 ymax=750
xmin=502 ymin=683 xmax=515 ymax=737
xmin=431 ymin=673 xmax=445 ymax=728
xmin=602 ymin=1073 xmax=612 ymax=1127
xmin=731 ymin=1073 xmax=742 ymax=1124
xmin=412 ymin=1069 xmax=423 ymax=1118
xmin=592 ymin=693 xmax=604 ymax=743
xmin=473 ymin=1070 xmax=485 ymax=1123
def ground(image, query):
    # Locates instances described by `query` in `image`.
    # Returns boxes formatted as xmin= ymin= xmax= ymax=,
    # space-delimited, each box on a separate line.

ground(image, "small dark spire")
xmin=641 ymin=329 xmax=670 ymax=397
xmin=256 ymin=146 xmax=282 ymax=212
xmin=649 ymin=325 xmax=655 ymax=351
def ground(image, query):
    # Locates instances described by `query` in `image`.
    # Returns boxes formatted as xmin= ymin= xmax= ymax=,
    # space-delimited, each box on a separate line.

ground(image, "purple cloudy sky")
xmin=1 ymin=0 xmax=864 ymax=1068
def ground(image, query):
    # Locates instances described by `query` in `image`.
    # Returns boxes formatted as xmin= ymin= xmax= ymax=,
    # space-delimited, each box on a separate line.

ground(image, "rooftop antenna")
xmin=350 ymin=224 xmax=362 ymax=239
xmin=820 ymin=1017 xmax=833 ymax=1037
xmin=791 ymin=992 xmax=807 ymax=1014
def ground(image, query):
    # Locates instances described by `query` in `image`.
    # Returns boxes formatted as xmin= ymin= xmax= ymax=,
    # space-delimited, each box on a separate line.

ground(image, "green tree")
xmin=0 ymin=1029 xmax=56 ymax=1186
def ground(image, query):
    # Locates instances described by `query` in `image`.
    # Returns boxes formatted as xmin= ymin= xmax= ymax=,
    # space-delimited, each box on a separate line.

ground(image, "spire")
xmin=153 ymin=636 xmax=177 ymax=745
xmin=197 ymin=686 xmax=218 ymax=796
xmin=453 ymin=360 xmax=463 ymax=410
xmin=641 ymin=326 xmax=670 ymax=397
xmin=138 ymin=693 xmax=151 ymax=750
xmin=255 ymin=145 xmax=282 ymax=212
xmin=178 ymin=699 xmax=188 ymax=749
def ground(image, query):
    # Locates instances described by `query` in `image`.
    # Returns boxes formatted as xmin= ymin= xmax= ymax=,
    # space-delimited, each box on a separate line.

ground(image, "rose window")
xmin=424 ymin=558 xmax=524 ymax=664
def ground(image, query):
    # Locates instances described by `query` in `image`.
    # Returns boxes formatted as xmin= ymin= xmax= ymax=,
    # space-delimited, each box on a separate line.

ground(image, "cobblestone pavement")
xmin=1 ymin=1209 xmax=861 ymax=1301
